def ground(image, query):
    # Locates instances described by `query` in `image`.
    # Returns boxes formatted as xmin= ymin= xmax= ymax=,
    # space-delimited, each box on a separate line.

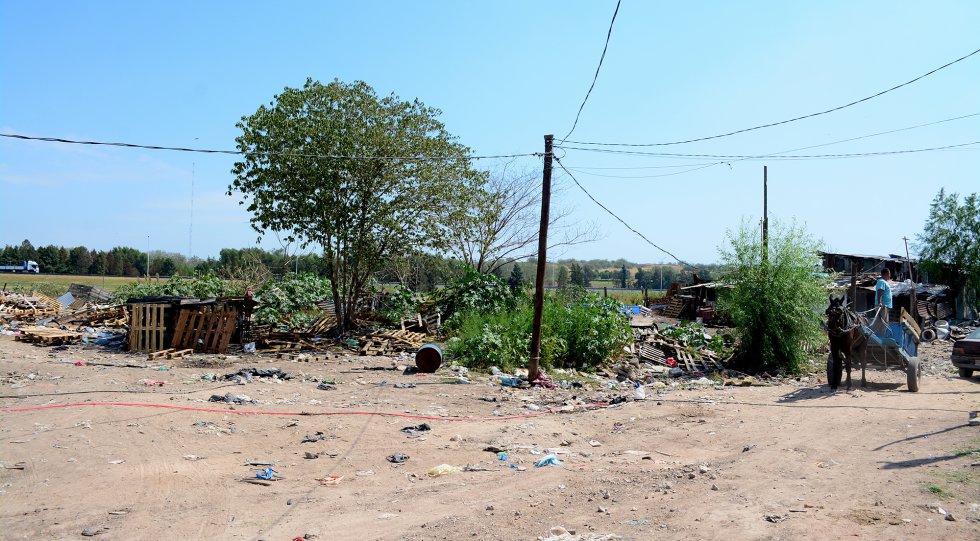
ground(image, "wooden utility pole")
xmin=762 ymin=166 xmax=768 ymax=262
xmin=903 ymin=236 xmax=917 ymax=322
xmin=850 ymin=264 xmax=858 ymax=309
xmin=528 ymin=135 xmax=554 ymax=383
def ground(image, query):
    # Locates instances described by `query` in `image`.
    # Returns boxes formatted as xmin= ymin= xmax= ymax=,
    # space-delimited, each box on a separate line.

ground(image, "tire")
xmin=960 ymin=367 xmax=975 ymax=378
xmin=907 ymin=358 xmax=920 ymax=392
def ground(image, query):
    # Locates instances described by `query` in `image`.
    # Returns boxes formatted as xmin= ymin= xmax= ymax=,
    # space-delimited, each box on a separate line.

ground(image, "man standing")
xmin=875 ymin=268 xmax=893 ymax=323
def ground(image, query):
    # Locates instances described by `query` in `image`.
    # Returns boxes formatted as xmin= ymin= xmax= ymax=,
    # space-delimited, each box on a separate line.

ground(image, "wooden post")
xmin=849 ymin=265 xmax=858 ymax=310
xmin=528 ymin=135 xmax=554 ymax=383
xmin=902 ymin=236 xmax=917 ymax=322
xmin=603 ymin=286 xmax=607 ymax=298
xmin=762 ymin=166 xmax=768 ymax=263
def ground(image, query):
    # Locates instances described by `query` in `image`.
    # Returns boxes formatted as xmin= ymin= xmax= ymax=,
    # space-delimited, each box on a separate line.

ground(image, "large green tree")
xmin=717 ymin=220 xmax=827 ymax=374
xmin=917 ymin=189 xmax=979 ymax=317
xmin=229 ymin=79 xmax=485 ymax=330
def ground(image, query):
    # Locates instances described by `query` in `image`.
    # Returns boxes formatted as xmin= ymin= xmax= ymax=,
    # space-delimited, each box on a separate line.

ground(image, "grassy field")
xmin=0 ymin=274 xmax=153 ymax=297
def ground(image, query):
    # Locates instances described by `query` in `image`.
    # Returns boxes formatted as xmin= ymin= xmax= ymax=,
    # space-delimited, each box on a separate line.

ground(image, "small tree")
xmin=569 ymin=263 xmax=584 ymax=287
xmin=556 ymin=266 xmax=570 ymax=289
xmin=717 ymin=220 xmax=827 ymax=374
xmin=634 ymin=267 xmax=648 ymax=289
xmin=507 ymin=264 xmax=525 ymax=293
xmin=444 ymin=162 xmax=598 ymax=274
xmin=916 ymin=188 xmax=979 ymax=318
xmin=619 ymin=264 xmax=628 ymax=288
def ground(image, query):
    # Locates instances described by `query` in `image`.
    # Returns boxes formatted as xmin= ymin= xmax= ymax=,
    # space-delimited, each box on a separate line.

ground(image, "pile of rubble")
xmin=0 ymin=292 xmax=63 ymax=320
xmin=0 ymin=286 xmax=128 ymax=347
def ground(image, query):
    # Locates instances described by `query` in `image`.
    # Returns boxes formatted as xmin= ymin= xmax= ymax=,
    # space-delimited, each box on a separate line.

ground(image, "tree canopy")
xmin=917 ymin=189 xmax=979 ymax=284
xmin=229 ymin=78 xmax=486 ymax=329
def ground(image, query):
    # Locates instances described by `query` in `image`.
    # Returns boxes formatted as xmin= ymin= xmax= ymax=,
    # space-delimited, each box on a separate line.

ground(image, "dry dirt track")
xmin=1 ymin=336 xmax=978 ymax=540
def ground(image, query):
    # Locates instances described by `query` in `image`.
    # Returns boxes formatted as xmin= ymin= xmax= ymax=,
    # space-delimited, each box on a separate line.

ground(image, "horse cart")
xmin=827 ymin=301 xmax=922 ymax=392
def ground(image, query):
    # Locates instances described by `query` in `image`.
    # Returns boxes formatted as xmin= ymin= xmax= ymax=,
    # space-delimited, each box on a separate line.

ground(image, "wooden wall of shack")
xmin=126 ymin=296 xmax=255 ymax=353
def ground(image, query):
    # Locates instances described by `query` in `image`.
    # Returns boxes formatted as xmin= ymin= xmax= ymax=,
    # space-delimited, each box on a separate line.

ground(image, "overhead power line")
xmin=553 ymin=156 xmax=688 ymax=265
xmin=559 ymin=0 xmax=622 ymax=144
xmin=557 ymin=140 xmax=980 ymax=160
xmin=563 ymin=111 xmax=980 ymax=177
xmin=563 ymin=46 xmax=980 ymax=147
xmin=0 ymin=133 xmax=539 ymax=161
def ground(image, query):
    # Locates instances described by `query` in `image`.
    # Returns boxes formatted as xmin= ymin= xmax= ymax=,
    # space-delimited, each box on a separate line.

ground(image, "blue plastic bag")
xmin=534 ymin=454 xmax=562 ymax=468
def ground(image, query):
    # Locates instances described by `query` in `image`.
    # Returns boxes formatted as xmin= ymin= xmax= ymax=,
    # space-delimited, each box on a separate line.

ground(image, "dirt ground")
xmin=1 ymin=335 xmax=977 ymax=541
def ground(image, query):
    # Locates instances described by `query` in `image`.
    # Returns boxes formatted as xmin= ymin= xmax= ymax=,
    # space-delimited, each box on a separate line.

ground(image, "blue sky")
xmin=1 ymin=1 xmax=978 ymax=264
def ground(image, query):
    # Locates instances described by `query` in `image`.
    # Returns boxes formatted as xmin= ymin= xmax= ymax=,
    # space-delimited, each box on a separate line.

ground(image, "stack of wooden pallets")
xmin=0 ymin=292 xmax=63 ymax=320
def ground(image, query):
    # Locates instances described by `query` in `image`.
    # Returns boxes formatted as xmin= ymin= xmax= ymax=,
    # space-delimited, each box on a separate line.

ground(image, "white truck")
xmin=0 ymin=260 xmax=40 ymax=273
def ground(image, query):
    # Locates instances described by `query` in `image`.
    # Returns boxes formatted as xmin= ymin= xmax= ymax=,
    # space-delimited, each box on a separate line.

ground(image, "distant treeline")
xmin=1 ymin=239 xmax=720 ymax=289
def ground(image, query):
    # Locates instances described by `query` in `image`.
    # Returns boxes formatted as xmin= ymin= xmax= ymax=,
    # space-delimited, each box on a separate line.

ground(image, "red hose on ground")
xmin=0 ymin=401 xmax=607 ymax=421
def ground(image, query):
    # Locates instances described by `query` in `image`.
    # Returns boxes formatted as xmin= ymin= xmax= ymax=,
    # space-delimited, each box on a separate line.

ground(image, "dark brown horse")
xmin=826 ymin=295 xmax=869 ymax=390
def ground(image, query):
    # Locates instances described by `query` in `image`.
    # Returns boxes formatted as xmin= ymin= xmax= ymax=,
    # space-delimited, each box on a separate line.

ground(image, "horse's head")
xmin=826 ymin=295 xmax=847 ymax=331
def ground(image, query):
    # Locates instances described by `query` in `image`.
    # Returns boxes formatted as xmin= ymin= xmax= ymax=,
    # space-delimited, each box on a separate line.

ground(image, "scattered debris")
xmin=400 ymin=423 xmax=431 ymax=437
xmin=386 ymin=454 xmax=409 ymax=464
xmin=427 ymin=464 xmax=462 ymax=476
xmin=208 ymin=393 xmax=255 ymax=405
xmin=301 ymin=432 xmax=328 ymax=443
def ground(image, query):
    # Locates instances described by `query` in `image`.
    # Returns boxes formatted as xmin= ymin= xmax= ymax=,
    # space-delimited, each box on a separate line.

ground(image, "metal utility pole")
xmin=762 ymin=166 xmax=768 ymax=262
xmin=146 ymin=235 xmax=151 ymax=278
xmin=528 ymin=135 xmax=554 ymax=383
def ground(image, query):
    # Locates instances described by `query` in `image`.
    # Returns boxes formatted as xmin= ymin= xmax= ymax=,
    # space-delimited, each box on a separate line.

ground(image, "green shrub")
xmin=446 ymin=291 xmax=631 ymax=372
xmin=253 ymin=273 xmax=332 ymax=327
xmin=439 ymin=269 xmax=515 ymax=323
xmin=111 ymin=271 xmax=233 ymax=302
xmin=717 ymin=220 xmax=827 ymax=374
xmin=378 ymin=285 xmax=419 ymax=323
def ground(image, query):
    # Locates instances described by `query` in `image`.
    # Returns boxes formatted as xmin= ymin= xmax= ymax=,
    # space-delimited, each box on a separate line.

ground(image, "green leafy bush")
xmin=111 ymin=272 xmax=235 ymax=302
xmin=379 ymin=285 xmax=419 ymax=324
xmin=717 ymin=220 xmax=827 ymax=374
xmin=446 ymin=292 xmax=631 ymax=372
xmin=253 ymin=273 xmax=332 ymax=327
xmin=439 ymin=269 xmax=515 ymax=324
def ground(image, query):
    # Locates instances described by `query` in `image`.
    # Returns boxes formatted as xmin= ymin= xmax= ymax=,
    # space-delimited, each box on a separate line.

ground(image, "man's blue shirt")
xmin=875 ymin=278 xmax=892 ymax=308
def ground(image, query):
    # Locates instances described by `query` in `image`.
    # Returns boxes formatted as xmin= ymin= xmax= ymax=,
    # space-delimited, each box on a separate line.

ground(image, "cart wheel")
xmin=906 ymin=358 xmax=920 ymax=392
xmin=959 ymin=368 xmax=974 ymax=378
xmin=826 ymin=352 xmax=841 ymax=388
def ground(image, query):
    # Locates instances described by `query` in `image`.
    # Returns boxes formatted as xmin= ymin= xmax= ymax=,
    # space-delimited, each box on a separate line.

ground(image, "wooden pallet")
xmin=675 ymin=350 xmax=724 ymax=374
xmin=306 ymin=314 xmax=337 ymax=335
xmin=171 ymin=309 xmax=236 ymax=354
xmin=663 ymin=296 xmax=688 ymax=318
xmin=128 ymin=304 xmax=168 ymax=352
xmin=168 ymin=348 xmax=193 ymax=359
xmin=15 ymin=327 xmax=83 ymax=345
xmin=360 ymin=339 xmax=390 ymax=356
xmin=148 ymin=348 xmax=175 ymax=360
xmin=638 ymin=343 xmax=668 ymax=365
xmin=369 ymin=329 xmax=426 ymax=348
